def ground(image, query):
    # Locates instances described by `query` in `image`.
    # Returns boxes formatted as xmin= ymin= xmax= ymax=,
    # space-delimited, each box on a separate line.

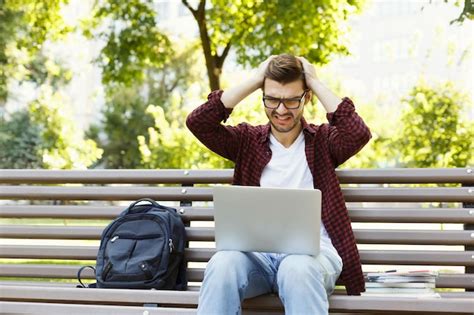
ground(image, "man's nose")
xmin=275 ymin=101 xmax=289 ymax=114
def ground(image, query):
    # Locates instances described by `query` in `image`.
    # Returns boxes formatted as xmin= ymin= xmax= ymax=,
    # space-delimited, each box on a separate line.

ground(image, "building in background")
xmin=325 ymin=0 xmax=472 ymax=113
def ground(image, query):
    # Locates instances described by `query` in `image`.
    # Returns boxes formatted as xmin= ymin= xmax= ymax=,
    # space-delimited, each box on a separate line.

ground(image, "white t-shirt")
xmin=260 ymin=131 xmax=340 ymax=261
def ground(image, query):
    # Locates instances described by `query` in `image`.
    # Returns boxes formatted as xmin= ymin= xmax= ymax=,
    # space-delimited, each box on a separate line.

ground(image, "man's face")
xmin=263 ymin=78 xmax=309 ymax=133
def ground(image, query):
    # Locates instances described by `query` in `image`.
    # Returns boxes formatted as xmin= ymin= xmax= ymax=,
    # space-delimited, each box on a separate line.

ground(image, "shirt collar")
xmin=259 ymin=117 xmax=316 ymax=143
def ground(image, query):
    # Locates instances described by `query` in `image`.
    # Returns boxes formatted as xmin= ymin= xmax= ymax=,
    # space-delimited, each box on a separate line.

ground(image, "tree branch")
xmin=197 ymin=0 xmax=206 ymax=16
xmin=181 ymin=0 xmax=197 ymax=16
xmin=216 ymin=41 xmax=232 ymax=69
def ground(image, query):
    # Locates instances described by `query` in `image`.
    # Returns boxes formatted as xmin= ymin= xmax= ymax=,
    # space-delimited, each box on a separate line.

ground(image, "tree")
xmin=0 ymin=87 xmax=103 ymax=169
xmin=0 ymin=110 xmax=43 ymax=168
xmin=85 ymin=0 xmax=365 ymax=91
xmin=0 ymin=0 xmax=103 ymax=169
xmin=390 ymin=81 xmax=473 ymax=168
xmin=88 ymin=41 xmax=205 ymax=168
xmin=336 ymin=103 xmax=395 ymax=169
xmin=88 ymin=87 xmax=154 ymax=169
xmin=27 ymin=86 xmax=103 ymax=169
xmin=454 ymin=0 xmax=474 ymax=23
xmin=443 ymin=0 xmax=473 ymax=24
xmin=82 ymin=0 xmax=172 ymax=91
xmin=139 ymin=97 xmax=233 ymax=169
xmin=182 ymin=0 xmax=365 ymax=90
xmin=0 ymin=0 xmax=71 ymax=105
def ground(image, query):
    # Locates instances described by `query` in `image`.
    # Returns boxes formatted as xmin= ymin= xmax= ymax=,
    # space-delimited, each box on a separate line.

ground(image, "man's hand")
xmin=297 ymin=56 xmax=320 ymax=90
xmin=297 ymin=56 xmax=341 ymax=113
xmin=254 ymin=55 xmax=276 ymax=88
xmin=221 ymin=55 xmax=275 ymax=109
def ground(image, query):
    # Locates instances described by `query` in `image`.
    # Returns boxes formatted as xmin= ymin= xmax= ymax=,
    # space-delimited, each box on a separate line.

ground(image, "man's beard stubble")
xmin=267 ymin=109 xmax=303 ymax=133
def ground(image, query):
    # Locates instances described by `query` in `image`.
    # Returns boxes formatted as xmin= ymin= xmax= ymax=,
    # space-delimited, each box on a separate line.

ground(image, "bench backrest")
xmin=0 ymin=168 xmax=473 ymax=292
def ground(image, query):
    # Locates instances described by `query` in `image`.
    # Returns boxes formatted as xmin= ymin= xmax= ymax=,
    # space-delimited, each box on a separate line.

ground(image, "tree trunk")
xmin=198 ymin=22 xmax=220 ymax=91
xmin=182 ymin=0 xmax=223 ymax=91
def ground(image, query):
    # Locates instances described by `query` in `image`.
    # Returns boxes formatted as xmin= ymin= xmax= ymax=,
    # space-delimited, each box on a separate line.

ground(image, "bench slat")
xmin=0 ymin=169 xmax=233 ymax=184
xmin=1 ymin=245 xmax=473 ymax=265
xmin=335 ymin=168 xmax=473 ymax=184
xmin=0 ymin=205 xmax=214 ymax=221
xmin=0 ymin=226 xmax=214 ymax=242
xmin=0 ymin=186 xmax=213 ymax=201
xmin=1 ymin=186 xmax=472 ymax=202
xmin=1 ymin=285 xmax=473 ymax=313
xmin=2 ymin=280 xmax=474 ymax=299
xmin=0 ymin=302 xmax=197 ymax=315
xmin=1 ymin=225 xmax=473 ymax=245
xmin=2 ymin=205 xmax=474 ymax=223
xmin=347 ymin=207 xmax=474 ymax=223
xmin=1 ymin=264 xmax=472 ymax=288
xmin=1 ymin=168 xmax=472 ymax=184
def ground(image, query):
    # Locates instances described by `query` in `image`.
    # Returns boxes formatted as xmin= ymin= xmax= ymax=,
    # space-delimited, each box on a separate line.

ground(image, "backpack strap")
xmin=76 ymin=265 xmax=97 ymax=288
xmin=175 ymin=255 xmax=188 ymax=291
xmin=127 ymin=198 xmax=160 ymax=212
xmin=125 ymin=198 xmax=177 ymax=215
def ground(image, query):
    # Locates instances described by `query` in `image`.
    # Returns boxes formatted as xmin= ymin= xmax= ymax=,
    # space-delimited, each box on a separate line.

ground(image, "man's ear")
xmin=304 ymin=90 xmax=312 ymax=104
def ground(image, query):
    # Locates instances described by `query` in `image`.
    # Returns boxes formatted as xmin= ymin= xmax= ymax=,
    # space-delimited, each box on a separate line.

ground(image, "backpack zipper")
xmin=169 ymin=238 xmax=174 ymax=253
xmin=110 ymin=234 xmax=162 ymax=242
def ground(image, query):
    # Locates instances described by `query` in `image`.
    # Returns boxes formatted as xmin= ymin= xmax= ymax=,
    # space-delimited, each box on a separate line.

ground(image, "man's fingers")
xmin=296 ymin=56 xmax=307 ymax=68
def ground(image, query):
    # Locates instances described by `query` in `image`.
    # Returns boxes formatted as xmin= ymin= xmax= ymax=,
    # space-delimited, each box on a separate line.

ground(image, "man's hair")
xmin=264 ymin=54 xmax=306 ymax=87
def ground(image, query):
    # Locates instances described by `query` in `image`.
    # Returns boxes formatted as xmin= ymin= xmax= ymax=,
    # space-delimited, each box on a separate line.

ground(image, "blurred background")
xmin=1 ymin=0 xmax=473 ymax=170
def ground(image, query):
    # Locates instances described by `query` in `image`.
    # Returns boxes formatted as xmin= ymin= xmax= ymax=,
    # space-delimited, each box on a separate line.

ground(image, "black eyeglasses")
xmin=262 ymin=90 xmax=308 ymax=109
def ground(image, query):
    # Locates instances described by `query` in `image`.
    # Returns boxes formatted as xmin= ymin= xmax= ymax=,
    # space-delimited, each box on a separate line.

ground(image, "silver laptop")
xmin=213 ymin=186 xmax=321 ymax=256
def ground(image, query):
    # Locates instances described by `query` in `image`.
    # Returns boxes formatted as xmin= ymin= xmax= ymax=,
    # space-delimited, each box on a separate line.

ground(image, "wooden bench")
xmin=0 ymin=168 xmax=473 ymax=314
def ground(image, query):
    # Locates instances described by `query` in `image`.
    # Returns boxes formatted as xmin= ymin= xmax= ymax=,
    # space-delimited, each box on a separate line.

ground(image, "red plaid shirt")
xmin=186 ymin=90 xmax=372 ymax=295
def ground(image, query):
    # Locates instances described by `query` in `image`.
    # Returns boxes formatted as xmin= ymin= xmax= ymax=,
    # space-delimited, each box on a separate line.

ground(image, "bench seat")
xmin=1 ymin=168 xmax=473 ymax=314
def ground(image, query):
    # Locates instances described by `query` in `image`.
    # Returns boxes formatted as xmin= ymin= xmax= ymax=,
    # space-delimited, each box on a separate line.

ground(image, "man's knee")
xmin=205 ymin=250 xmax=249 ymax=279
xmin=277 ymin=255 xmax=324 ymax=289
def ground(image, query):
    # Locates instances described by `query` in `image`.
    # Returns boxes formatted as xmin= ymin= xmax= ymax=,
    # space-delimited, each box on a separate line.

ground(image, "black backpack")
xmin=77 ymin=198 xmax=187 ymax=290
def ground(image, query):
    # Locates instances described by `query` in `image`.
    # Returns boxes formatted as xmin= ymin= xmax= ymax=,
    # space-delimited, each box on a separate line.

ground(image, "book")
xmin=367 ymin=270 xmax=438 ymax=277
xmin=366 ymin=276 xmax=436 ymax=283
xmin=361 ymin=292 xmax=441 ymax=298
xmin=363 ymin=270 xmax=439 ymax=297
xmin=364 ymin=287 xmax=435 ymax=293
xmin=366 ymin=270 xmax=438 ymax=284
xmin=365 ymin=282 xmax=435 ymax=288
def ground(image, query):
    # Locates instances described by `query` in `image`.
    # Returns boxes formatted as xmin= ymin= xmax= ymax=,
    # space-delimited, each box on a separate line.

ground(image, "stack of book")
xmin=362 ymin=270 xmax=440 ymax=298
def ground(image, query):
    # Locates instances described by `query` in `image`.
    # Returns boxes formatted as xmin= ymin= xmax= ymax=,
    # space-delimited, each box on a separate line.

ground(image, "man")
xmin=186 ymin=54 xmax=371 ymax=315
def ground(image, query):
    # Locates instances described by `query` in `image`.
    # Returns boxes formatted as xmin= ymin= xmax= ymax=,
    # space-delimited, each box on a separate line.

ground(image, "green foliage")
xmin=0 ymin=110 xmax=43 ymax=168
xmin=445 ymin=0 xmax=474 ymax=24
xmin=146 ymin=41 xmax=205 ymax=111
xmin=89 ymin=87 xmax=154 ymax=169
xmin=338 ymin=102 xmax=396 ymax=169
xmin=180 ymin=0 xmax=366 ymax=90
xmin=390 ymin=81 xmax=473 ymax=168
xmin=28 ymin=86 xmax=103 ymax=169
xmin=83 ymin=0 xmax=172 ymax=89
xmin=207 ymin=0 xmax=364 ymax=68
xmin=90 ymin=42 xmax=205 ymax=169
xmin=139 ymin=96 xmax=233 ymax=169
xmin=0 ymin=0 xmax=72 ymax=103
xmin=0 ymin=0 xmax=99 ymax=169
xmin=84 ymin=0 xmax=364 ymax=90
xmin=0 ymin=87 xmax=103 ymax=169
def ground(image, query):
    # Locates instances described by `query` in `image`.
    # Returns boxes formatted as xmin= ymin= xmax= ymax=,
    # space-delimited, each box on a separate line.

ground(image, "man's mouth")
xmin=274 ymin=115 xmax=292 ymax=123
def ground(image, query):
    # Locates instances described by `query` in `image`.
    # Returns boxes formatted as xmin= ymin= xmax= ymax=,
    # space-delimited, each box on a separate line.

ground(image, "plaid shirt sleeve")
xmin=186 ymin=90 xmax=243 ymax=162
xmin=326 ymin=97 xmax=372 ymax=167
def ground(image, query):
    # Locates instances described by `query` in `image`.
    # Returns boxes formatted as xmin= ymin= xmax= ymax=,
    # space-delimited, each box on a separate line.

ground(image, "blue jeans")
xmin=197 ymin=250 xmax=343 ymax=315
